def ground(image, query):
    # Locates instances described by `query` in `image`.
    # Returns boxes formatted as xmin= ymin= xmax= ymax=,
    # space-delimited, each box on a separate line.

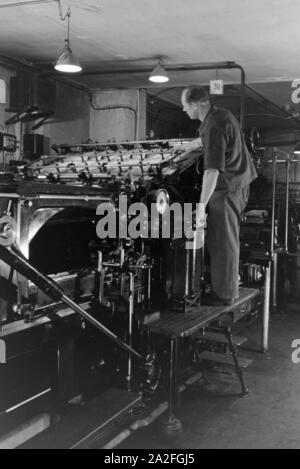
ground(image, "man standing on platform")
xmin=176 ymin=85 xmax=257 ymax=305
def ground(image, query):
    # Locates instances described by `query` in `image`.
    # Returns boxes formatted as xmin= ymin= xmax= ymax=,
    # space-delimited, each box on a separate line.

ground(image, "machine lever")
xmin=0 ymin=244 xmax=143 ymax=360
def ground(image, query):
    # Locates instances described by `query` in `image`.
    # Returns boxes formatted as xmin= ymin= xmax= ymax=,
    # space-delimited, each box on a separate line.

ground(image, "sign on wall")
xmin=210 ymin=79 xmax=224 ymax=95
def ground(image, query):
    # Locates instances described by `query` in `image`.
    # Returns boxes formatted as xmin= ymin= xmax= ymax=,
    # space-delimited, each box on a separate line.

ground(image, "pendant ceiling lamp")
xmin=149 ymin=61 xmax=169 ymax=83
xmin=54 ymin=6 xmax=82 ymax=73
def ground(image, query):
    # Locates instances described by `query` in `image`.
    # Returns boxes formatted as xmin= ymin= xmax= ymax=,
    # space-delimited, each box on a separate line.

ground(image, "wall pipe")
xmin=0 ymin=54 xmax=139 ymax=139
xmin=80 ymin=61 xmax=246 ymax=130
xmin=0 ymin=55 xmax=246 ymax=131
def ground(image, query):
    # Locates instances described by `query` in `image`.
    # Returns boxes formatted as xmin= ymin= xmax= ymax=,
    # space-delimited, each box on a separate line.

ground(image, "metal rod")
xmin=81 ymin=61 xmax=237 ymax=76
xmin=267 ymin=159 xmax=300 ymax=164
xmin=5 ymin=200 xmax=12 ymax=216
xmin=147 ymin=267 xmax=151 ymax=305
xmin=272 ymin=252 xmax=278 ymax=311
xmin=0 ymin=245 xmax=142 ymax=360
xmin=97 ymin=251 xmax=104 ymax=304
xmin=200 ymin=244 xmax=205 ymax=302
xmin=285 ymin=158 xmax=291 ymax=253
xmin=234 ymin=64 xmax=246 ymax=130
xmin=101 ymin=262 xmax=149 ymax=270
xmin=0 ymin=0 xmax=56 ymax=8
xmin=224 ymin=326 xmax=249 ymax=396
xmin=54 ymin=138 xmax=193 ymax=148
xmin=2 ymin=149 xmax=6 ymax=173
xmin=127 ymin=273 xmax=135 ymax=389
xmin=34 ymin=301 xmax=62 ymax=312
xmin=61 ymin=293 xmax=142 ymax=360
xmin=37 ymin=195 xmax=110 ymax=201
xmin=168 ymin=337 xmax=178 ymax=417
xmin=270 ymin=149 xmax=277 ymax=259
xmin=192 ymin=231 xmax=197 ymax=293
xmin=185 ymin=248 xmax=190 ymax=298
xmin=0 ymin=0 xmax=68 ymax=23
xmin=262 ymin=264 xmax=271 ymax=353
xmin=120 ymin=248 xmax=125 ymax=297
xmin=120 ymin=247 xmax=125 ymax=267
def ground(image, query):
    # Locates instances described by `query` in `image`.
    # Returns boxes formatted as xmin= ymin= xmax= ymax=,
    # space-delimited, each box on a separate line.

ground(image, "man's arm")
xmin=173 ymin=137 xmax=203 ymax=155
xmin=200 ymin=168 xmax=219 ymax=207
xmin=195 ymin=168 xmax=219 ymax=228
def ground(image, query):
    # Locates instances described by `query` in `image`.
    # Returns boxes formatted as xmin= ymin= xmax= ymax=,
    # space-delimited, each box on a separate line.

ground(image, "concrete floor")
xmin=116 ymin=307 xmax=300 ymax=449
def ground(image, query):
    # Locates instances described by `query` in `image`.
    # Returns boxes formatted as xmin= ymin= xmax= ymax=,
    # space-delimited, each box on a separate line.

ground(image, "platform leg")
xmin=160 ymin=336 xmax=182 ymax=437
xmin=126 ymin=273 xmax=135 ymax=391
xmin=193 ymin=342 xmax=210 ymax=386
xmin=224 ymin=326 xmax=249 ymax=397
xmin=262 ymin=263 xmax=271 ymax=353
xmin=202 ymin=364 xmax=210 ymax=386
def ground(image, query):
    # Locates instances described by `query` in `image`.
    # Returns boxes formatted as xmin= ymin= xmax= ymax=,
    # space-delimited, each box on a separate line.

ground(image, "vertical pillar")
xmin=262 ymin=263 xmax=271 ymax=353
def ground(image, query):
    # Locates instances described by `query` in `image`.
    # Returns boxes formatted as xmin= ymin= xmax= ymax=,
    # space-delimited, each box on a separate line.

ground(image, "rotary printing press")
xmin=0 ymin=138 xmax=205 ymax=436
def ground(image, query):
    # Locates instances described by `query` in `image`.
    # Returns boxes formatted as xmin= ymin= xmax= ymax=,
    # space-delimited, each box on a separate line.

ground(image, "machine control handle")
xmin=0 ymin=244 xmax=142 ymax=360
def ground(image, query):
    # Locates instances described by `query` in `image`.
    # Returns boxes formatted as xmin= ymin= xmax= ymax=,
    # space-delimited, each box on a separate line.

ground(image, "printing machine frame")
xmin=0 ymin=182 xmax=117 ymax=436
xmin=0 ymin=136 xmax=263 ymax=445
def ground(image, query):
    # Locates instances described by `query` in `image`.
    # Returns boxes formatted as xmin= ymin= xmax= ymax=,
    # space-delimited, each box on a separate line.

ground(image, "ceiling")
xmin=0 ymin=0 xmax=300 ymax=90
xmin=2 ymin=0 xmax=300 ymax=140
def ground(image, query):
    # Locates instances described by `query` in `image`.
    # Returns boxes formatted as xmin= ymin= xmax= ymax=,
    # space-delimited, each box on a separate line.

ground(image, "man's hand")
xmin=185 ymin=208 xmax=206 ymax=250
xmin=171 ymin=144 xmax=190 ymax=157
xmin=171 ymin=137 xmax=203 ymax=158
xmin=195 ymin=209 xmax=207 ymax=229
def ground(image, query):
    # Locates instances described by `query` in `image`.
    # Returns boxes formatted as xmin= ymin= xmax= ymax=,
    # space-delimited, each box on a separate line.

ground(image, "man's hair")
xmin=183 ymin=85 xmax=210 ymax=104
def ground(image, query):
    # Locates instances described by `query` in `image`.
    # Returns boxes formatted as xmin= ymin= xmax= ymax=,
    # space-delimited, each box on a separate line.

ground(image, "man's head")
xmin=181 ymin=86 xmax=211 ymax=121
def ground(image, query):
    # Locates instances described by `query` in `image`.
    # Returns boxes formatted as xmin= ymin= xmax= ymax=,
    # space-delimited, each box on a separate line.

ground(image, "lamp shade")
xmin=294 ymin=143 xmax=300 ymax=154
xmin=54 ymin=40 xmax=82 ymax=73
xmin=149 ymin=63 xmax=169 ymax=83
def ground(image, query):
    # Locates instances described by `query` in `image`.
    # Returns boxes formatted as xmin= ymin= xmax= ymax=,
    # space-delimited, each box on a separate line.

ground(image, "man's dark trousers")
xmin=206 ymin=186 xmax=249 ymax=300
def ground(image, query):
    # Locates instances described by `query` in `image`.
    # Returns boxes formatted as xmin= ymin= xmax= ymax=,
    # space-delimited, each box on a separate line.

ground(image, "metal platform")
xmin=145 ymin=287 xmax=260 ymax=338
xmin=143 ymin=287 xmax=260 ymax=436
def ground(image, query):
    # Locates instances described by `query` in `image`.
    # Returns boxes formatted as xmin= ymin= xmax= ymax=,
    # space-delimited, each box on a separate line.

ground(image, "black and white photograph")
xmin=0 ymin=0 xmax=299 ymax=452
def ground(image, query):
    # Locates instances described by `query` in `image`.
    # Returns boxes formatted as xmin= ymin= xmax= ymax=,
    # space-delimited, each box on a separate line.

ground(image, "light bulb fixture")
xmin=149 ymin=61 xmax=169 ymax=83
xmin=54 ymin=6 xmax=82 ymax=73
xmin=293 ymin=143 xmax=300 ymax=155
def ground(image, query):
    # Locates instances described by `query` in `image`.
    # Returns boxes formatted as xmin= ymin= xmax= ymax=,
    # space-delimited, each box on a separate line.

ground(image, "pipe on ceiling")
xmin=0 ymin=55 xmax=246 ymax=129
xmin=0 ymin=53 xmax=138 ymax=136
xmin=0 ymin=53 xmax=91 ymax=93
xmin=0 ymin=0 xmax=65 ymax=19
xmin=78 ymin=61 xmax=246 ymax=129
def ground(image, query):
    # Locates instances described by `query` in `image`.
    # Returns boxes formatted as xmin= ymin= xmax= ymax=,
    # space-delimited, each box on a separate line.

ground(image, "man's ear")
xmin=199 ymin=100 xmax=209 ymax=107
